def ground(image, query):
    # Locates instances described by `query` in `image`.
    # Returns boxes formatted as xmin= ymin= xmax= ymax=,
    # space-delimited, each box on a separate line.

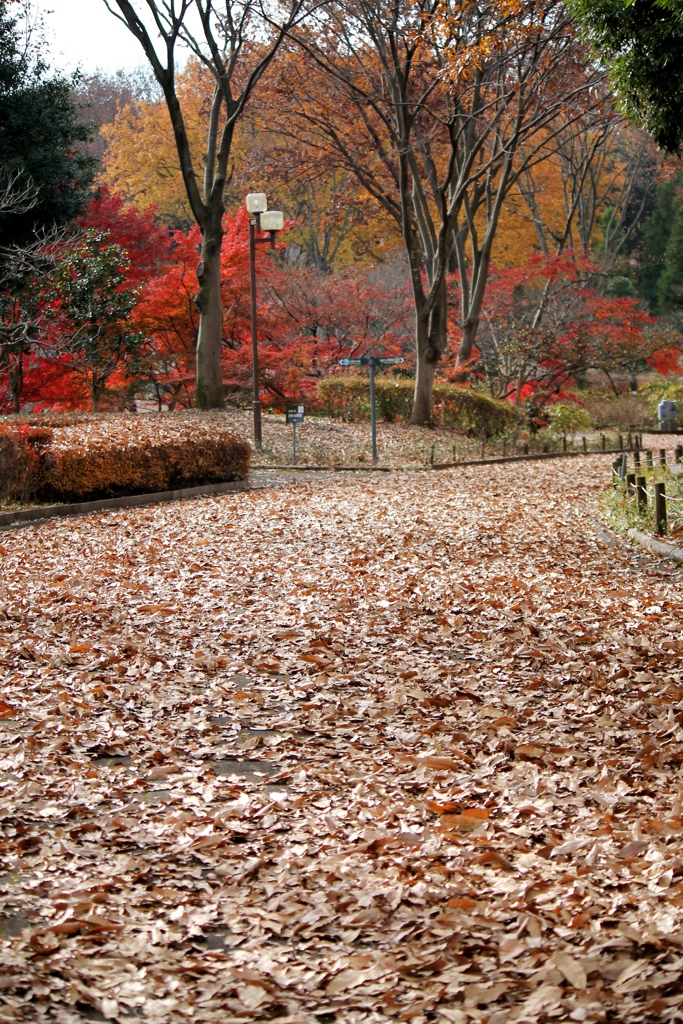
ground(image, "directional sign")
xmin=286 ymin=404 xmax=305 ymax=424
xmin=339 ymin=355 xmax=404 ymax=367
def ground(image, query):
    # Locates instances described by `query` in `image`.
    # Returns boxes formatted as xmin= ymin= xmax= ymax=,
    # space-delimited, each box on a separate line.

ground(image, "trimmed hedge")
xmin=0 ymin=418 xmax=251 ymax=504
xmin=0 ymin=425 xmax=54 ymax=503
xmin=317 ymin=376 xmax=523 ymax=434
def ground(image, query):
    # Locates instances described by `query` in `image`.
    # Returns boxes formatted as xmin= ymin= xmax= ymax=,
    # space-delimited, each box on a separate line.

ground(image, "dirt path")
xmin=1 ymin=457 xmax=683 ymax=1024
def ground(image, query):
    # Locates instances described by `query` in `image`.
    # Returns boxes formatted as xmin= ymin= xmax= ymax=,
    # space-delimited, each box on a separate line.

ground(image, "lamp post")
xmin=246 ymin=193 xmax=284 ymax=448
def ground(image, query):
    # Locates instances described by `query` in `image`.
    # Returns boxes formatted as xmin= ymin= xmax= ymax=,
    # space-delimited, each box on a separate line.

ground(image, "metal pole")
xmin=249 ymin=216 xmax=262 ymax=448
xmin=292 ymin=422 xmax=296 ymax=465
xmin=369 ymin=356 xmax=377 ymax=465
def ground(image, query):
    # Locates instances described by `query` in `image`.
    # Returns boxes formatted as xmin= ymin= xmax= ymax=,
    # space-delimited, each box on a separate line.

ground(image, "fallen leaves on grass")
xmin=1 ymin=457 xmax=683 ymax=1023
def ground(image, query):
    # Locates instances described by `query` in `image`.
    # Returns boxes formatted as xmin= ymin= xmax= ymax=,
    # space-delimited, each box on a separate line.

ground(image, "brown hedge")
xmin=317 ymin=376 xmax=523 ymax=435
xmin=0 ymin=425 xmax=54 ymax=503
xmin=1 ymin=418 xmax=251 ymax=504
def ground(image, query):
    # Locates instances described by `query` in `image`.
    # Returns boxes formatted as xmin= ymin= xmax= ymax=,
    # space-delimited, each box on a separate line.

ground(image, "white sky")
xmin=36 ymin=0 xmax=151 ymax=74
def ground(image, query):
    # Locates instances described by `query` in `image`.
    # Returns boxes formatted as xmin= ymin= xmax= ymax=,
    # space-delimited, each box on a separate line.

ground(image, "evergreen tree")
xmin=639 ymin=176 xmax=677 ymax=313
xmin=0 ymin=1 xmax=96 ymax=248
xmin=657 ymin=193 xmax=683 ymax=316
xmin=568 ymin=0 xmax=683 ymax=153
xmin=639 ymin=172 xmax=683 ymax=317
xmin=52 ymin=231 xmax=145 ymax=412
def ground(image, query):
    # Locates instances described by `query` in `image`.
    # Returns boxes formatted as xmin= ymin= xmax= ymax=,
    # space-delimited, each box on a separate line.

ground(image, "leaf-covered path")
xmin=2 ymin=457 xmax=683 ymax=1024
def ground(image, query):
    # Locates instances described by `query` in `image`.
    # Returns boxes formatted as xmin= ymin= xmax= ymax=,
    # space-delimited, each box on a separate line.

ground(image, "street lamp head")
xmin=246 ymin=193 xmax=268 ymax=214
xmin=259 ymin=210 xmax=284 ymax=232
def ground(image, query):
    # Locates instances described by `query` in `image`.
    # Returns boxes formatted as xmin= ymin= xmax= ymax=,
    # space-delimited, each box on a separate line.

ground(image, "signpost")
xmin=285 ymin=404 xmax=305 ymax=464
xmin=338 ymin=355 xmax=404 ymax=464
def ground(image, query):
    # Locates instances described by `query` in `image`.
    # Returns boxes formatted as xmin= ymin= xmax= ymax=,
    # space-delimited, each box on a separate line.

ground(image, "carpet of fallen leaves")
xmin=228 ymin=411 xmax=491 ymax=468
xmin=234 ymin=413 xmax=616 ymax=469
xmin=1 ymin=456 xmax=683 ymax=1024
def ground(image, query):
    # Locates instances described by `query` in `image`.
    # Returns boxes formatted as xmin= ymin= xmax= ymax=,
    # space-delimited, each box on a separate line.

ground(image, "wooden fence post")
xmin=646 ymin=449 xmax=654 ymax=470
xmin=637 ymin=476 xmax=647 ymax=511
xmin=660 ymin=448 xmax=667 ymax=467
xmin=655 ymin=483 xmax=667 ymax=536
xmin=626 ymin=472 xmax=636 ymax=496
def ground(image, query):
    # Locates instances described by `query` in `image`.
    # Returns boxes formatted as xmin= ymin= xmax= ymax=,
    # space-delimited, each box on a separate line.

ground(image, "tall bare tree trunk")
xmin=410 ymin=280 xmax=448 ymax=424
xmin=195 ymin=213 xmax=225 ymax=409
xmin=452 ymin=317 xmax=479 ymax=383
xmin=411 ymin=317 xmax=437 ymax=423
xmin=9 ymin=355 xmax=22 ymax=413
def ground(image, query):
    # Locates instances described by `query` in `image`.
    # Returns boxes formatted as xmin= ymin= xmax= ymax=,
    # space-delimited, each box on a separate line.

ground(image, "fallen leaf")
xmin=237 ymin=984 xmax=271 ymax=1009
xmin=514 ymin=743 xmax=545 ymax=760
xmin=617 ymin=841 xmax=648 ymax=859
xmin=326 ymin=968 xmax=366 ymax=995
xmin=553 ymin=951 xmax=587 ymax=989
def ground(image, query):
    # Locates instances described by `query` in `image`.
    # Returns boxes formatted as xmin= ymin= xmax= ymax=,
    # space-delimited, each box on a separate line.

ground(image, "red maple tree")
xmin=445 ymin=253 xmax=662 ymax=415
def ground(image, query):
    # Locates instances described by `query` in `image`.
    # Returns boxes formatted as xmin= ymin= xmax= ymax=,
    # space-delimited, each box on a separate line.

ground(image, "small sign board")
xmin=339 ymin=356 xmax=404 ymax=367
xmin=286 ymin=404 xmax=305 ymax=424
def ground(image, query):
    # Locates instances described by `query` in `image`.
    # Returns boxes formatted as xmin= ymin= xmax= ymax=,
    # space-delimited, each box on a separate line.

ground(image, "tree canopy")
xmin=568 ymin=0 xmax=683 ymax=152
xmin=0 ymin=0 xmax=96 ymax=248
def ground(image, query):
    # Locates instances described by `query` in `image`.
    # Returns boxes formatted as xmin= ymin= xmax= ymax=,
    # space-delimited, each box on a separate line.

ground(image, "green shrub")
xmin=547 ymin=403 xmax=593 ymax=438
xmin=317 ymin=376 xmax=522 ymax=434
xmin=641 ymin=375 xmax=683 ymax=418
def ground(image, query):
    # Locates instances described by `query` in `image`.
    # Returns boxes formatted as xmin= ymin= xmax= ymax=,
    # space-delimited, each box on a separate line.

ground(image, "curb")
xmin=250 ymin=465 xmax=395 ymax=472
xmin=254 ymin=449 xmax=630 ymax=474
xmin=431 ymin=448 xmax=629 ymax=470
xmin=627 ymin=528 xmax=683 ymax=565
xmin=0 ymin=478 xmax=250 ymax=529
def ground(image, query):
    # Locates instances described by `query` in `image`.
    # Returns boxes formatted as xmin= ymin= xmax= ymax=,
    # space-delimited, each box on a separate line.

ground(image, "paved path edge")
xmin=627 ymin=528 xmax=683 ymax=564
xmin=0 ymin=478 xmax=250 ymax=528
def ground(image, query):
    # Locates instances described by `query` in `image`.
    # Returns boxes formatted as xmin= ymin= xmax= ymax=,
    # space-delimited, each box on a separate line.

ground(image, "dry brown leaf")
xmin=552 ymin=951 xmax=587 ymax=990
xmin=514 ymin=743 xmax=545 ymax=760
